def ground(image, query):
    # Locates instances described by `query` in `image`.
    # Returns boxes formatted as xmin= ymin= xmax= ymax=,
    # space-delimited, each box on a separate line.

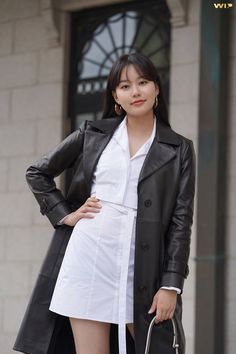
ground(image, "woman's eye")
xmin=139 ymin=80 xmax=148 ymax=85
xmin=120 ymin=85 xmax=129 ymax=89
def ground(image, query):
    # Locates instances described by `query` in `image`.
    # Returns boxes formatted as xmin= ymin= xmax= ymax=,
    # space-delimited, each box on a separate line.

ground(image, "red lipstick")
xmin=131 ymin=99 xmax=146 ymax=105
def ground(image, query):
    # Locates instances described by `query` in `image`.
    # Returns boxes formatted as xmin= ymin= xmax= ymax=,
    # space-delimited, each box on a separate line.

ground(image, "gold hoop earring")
xmin=154 ymin=96 xmax=159 ymax=109
xmin=115 ymin=103 xmax=123 ymax=116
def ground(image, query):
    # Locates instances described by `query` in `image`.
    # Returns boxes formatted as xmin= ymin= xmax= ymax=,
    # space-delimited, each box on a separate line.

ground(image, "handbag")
xmin=144 ymin=316 xmax=180 ymax=354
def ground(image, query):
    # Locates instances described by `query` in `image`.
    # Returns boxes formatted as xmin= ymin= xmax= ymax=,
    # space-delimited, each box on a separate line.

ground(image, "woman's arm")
xmin=148 ymin=139 xmax=196 ymax=322
xmin=160 ymin=139 xmax=196 ymax=292
xmin=25 ymin=120 xmax=87 ymax=228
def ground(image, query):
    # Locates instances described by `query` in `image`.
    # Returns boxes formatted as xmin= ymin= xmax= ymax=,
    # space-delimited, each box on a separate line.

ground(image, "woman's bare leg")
xmin=69 ymin=318 xmax=111 ymax=354
xmin=127 ymin=323 xmax=134 ymax=339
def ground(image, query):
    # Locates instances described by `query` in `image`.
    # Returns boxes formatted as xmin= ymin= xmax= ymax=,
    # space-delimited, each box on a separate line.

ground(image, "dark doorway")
xmin=68 ymin=0 xmax=171 ymax=130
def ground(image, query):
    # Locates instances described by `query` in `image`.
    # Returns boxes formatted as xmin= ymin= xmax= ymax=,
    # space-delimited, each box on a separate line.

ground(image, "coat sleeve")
xmin=25 ymin=120 xmax=87 ymax=228
xmin=160 ymin=139 xmax=196 ymax=293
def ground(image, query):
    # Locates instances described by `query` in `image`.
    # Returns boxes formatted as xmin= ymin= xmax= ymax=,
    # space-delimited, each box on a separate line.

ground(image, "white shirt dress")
xmin=49 ymin=116 xmax=156 ymax=354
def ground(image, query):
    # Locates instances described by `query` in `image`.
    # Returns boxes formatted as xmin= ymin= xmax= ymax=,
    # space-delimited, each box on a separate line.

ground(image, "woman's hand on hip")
xmin=63 ymin=196 xmax=102 ymax=226
xmin=148 ymin=289 xmax=177 ymax=324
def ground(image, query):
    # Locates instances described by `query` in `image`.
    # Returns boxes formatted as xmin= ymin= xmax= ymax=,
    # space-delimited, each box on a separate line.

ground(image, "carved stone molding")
xmin=43 ymin=0 xmax=133 ymax=45
xmin=44 ymin=0 xmax=187 ymax=46
xmin=41 ymin=0 xmax=60 ymax=46
xmin=166 ymin=0 xmax=188 ymax=27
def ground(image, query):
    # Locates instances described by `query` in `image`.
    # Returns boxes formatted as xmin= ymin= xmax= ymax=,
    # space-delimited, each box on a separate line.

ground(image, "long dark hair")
xmin=102 ymin=52 xmax=170 ymax=127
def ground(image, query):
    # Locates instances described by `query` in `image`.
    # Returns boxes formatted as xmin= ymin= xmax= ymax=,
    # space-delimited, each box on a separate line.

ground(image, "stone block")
xmin=0 ymin=159 xmax=8 ymax=192
xmin=171 ymin=26 xmax=199 ymax=65
xmin=5 ymin=225 xmax=51 ymax=262
xmin=0 ymin=193 xmax=32 ymax=226
xmin=0 ymin=122 xmax=35 ymax=157
xmin=0 ymin=53 xmax=37 ymax=89
xmin=0 ymin=228 xmax=6 ymax=260
xmin=12 ymin=83 xmax=62 ymax=121
xmin=14 ymin=17 xmax=47 ymax=53
xmin=185 ymin=337 xmax=194 ymax=354
xmin=0 ymin=333 xmax=15 ymax=354
xmin=3 ymin=297 xmax=28 ymax=333
xmin=170 ymin=102 xmax=198 ymax=139
xmin=188 ymin=0 xmax=201 ymax=25
xmin=0 ymin=294 xmax=2 ymax=327
xmin=41 ymin=0 xmax=51 ymax=10
xmin=36 ymin=118 xmax=62 ymax=155
xmin=182 ymin=297 xmax=195 ymax=338
xmin=170 ymin=63 xmax=199 ymax=104
xmin=8 ymin=156 xmax=40 ymax=192
xmin=0 ymin=90 xmax=10 ymax=122
xmin=225 ymin=341 xmax=236 ymax=354
xmin=0 ymin=22 xmax=13 ymax=56
xmin=39 ymin=47 xmax=63 ymax=83
xmin=0 ymin=0 xmax=39 ymax=23
xmin=0 ymin=263 xmax=29 ymax=296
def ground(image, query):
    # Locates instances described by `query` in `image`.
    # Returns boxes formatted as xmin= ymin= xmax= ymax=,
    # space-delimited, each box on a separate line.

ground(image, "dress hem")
xmin=49 ymin=308 xmax=133 ymax=324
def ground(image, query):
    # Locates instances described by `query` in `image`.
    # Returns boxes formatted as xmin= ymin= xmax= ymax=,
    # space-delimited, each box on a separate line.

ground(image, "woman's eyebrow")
xmin=119 ymin=76 xmax=145 ymax=83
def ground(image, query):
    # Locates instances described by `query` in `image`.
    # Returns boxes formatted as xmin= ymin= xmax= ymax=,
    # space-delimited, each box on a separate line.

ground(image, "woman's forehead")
xmin=119 ymin=64 xmax=144 ymax=81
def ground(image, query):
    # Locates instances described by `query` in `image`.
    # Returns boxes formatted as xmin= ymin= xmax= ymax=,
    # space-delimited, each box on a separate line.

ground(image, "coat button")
xmin=138 ymin=285 xmax=147 ymax=293
xmin=141 ymin=242 xmax=150 ymax=251
xmin=144 ymin=199 xmax=152 ymax=207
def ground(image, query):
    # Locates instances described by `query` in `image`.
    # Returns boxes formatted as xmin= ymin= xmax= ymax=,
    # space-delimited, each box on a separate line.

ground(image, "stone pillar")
xmin=167 ymin=1 xmax=200 ymax=353
xmin=225 ymin=4 xmax=236 ymax=354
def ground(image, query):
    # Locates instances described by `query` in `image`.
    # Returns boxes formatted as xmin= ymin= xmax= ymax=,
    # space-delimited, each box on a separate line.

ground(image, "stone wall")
xmin=0 ymin=1 xmax=64 ymax=353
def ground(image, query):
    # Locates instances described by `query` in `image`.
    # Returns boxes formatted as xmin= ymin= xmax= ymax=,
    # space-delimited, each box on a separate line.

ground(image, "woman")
xmin=13 ymin=53 xmax=196 ymax=354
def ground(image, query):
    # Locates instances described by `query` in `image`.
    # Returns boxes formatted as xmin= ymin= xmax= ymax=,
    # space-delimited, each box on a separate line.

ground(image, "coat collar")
xmin=87 ymin=116 xmax=181 ymax=146
xmin=83 ymin=116 xmax=181 ymax=191
xmin=111 ymin=116 xmax=157 ymax=158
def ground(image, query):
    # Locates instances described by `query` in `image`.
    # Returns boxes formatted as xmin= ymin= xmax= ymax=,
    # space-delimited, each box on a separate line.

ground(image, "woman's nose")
xmin=131 ymin=84 xmax=140 ymax=96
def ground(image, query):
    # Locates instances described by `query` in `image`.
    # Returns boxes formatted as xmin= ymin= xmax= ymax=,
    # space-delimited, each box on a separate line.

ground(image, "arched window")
xmin=68 ymin=0 xmax=170 ymax=129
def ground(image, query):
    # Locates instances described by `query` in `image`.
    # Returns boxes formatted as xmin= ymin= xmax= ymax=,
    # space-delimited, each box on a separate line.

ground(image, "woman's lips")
xmin=131 ymin=100 xmax=146 ymax=106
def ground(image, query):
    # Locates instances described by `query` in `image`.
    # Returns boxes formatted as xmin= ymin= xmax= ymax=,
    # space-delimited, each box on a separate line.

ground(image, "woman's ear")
xmin=155 ymin=84 xmax=160 ymax=97
xmin=112 ymin=90 xmax=119 ymax=104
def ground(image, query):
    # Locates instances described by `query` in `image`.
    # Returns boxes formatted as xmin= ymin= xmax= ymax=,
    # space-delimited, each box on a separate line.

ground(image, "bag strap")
xmin=144 ymin=316 xmax=180 ymax=354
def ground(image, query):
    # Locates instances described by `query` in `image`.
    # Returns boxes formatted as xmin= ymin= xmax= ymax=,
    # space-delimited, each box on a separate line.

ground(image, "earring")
xmin=154 ymin=96 xmax=159 ymax=109
xmin=115 ymin=103 xmax=123 ymax=116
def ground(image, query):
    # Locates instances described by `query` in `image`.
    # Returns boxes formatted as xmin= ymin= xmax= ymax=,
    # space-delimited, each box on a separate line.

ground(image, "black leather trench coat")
xmin=13 ymin=116 xmax=196 ymax=354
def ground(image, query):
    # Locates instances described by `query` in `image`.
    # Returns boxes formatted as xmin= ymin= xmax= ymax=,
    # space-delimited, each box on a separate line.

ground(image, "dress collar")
xmin=113 ymin=115 xmax=157 ymax=159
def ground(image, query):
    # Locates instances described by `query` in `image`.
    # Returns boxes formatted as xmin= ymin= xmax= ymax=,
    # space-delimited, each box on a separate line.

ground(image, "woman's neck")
xmin=126 ymin=112 xmax=155 ymax=137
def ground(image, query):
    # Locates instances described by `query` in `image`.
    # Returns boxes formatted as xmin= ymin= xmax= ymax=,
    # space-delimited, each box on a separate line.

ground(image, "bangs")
xmin=108 ymin=53 xmax=157 ymax=90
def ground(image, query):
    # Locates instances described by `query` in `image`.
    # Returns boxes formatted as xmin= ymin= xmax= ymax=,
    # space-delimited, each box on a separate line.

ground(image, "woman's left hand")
xmin=148 ymin=289 xmax=177 ymax=324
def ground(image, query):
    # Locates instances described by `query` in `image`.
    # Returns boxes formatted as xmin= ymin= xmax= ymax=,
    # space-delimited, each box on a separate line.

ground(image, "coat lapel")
xmin=82 ymin=116 xmax=181 ymax=190
xmin=83 ymin=117 xmax=123 ymax=189
xmin=138 ymin=120 xmax=181 ymax=184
